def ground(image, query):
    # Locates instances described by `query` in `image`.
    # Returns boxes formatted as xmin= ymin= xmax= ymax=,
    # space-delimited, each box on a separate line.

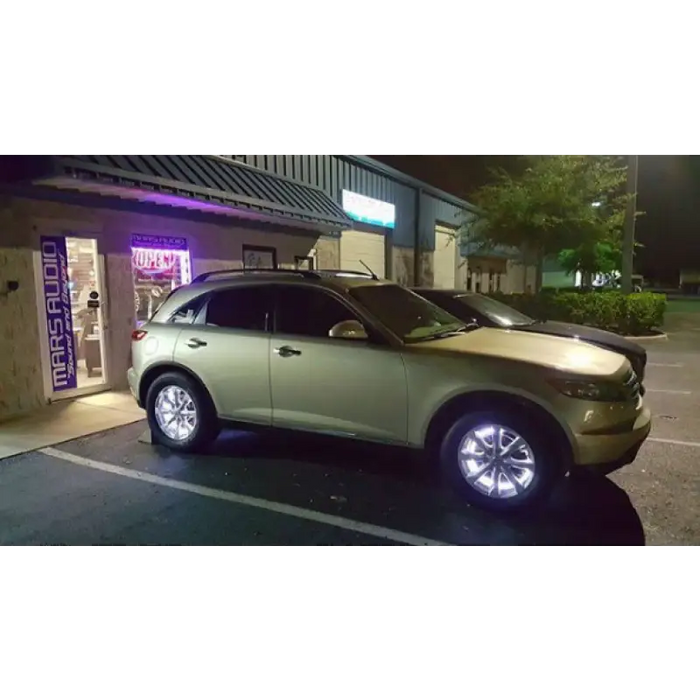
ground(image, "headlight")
xmin=630 ymin=356 xmax=646 ymax=382
xmin=549 ymin=378 xmax=627 ymax=402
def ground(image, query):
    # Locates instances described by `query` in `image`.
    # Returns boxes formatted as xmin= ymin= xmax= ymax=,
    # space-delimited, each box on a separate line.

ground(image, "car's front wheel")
xmin=439 ymin=409 xmax=561 ymax=512
xmin=146 ymin=371 xmax=219 ymax=452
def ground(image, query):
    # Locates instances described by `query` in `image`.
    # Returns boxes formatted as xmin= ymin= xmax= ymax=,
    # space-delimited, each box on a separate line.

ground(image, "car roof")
xmin=190 ymin=269 xmax=387 ymax=290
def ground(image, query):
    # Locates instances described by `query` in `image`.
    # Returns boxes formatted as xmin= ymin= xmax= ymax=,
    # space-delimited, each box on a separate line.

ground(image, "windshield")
xmin=456 ymin=294 xmax=534 ymax=327
xmin=350 ymin=284 xmax=469 ymax=343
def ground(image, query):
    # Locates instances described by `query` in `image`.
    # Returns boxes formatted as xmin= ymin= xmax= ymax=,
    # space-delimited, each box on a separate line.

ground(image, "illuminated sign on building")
xmin=40 ymin=236 xmax=77 ymax=392
xmin=131 ymin=248 xmax=178 ymax=274
xmin=341 ymin=190 xmax=396 ymax=229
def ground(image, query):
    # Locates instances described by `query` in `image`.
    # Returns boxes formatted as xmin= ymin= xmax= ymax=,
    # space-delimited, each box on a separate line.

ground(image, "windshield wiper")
xmin=417 ymin=324 xmax=474 ymax=341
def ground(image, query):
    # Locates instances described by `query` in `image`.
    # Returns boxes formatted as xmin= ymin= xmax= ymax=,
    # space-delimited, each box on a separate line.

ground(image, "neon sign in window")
xmin=130 ymin=235 xmax=191 ymax=327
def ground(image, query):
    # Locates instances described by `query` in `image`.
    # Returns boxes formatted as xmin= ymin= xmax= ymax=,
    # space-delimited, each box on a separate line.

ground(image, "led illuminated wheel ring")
xmin=457 ymin=424 xmax=536 ymax=499
xmin=154 ymin=385 xmax=198 ymax=442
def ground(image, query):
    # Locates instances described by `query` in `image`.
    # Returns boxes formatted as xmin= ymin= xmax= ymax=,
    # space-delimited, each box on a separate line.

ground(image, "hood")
xmin=524 ymin=321 xmax=645 ymax=358
xmin=414 ymin=327 xmax=629 ymax=377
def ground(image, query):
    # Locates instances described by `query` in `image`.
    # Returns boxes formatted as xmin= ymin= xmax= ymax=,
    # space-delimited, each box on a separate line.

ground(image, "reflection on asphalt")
xmin=35 ymin=420 xmax=644 ymax=546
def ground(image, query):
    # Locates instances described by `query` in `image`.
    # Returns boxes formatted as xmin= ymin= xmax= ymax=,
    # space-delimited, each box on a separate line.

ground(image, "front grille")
xmin=623 ymin=368 xmax=641 ymax=402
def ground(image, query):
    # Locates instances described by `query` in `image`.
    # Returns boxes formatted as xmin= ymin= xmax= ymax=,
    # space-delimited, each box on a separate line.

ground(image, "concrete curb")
xmin=624 ymin=332 xmax=668 ymax=341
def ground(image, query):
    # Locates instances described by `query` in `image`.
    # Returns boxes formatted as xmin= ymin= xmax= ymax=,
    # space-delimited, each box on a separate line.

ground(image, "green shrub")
xmin=487 ymin=290 xmax=666 ymax=335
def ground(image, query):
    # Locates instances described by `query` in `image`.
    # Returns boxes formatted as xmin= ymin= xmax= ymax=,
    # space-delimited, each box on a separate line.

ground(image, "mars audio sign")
xmin=40 ymin=236 xmax=77 ymax=392
xmin=342 ymin=190 xmax=396 ymax=229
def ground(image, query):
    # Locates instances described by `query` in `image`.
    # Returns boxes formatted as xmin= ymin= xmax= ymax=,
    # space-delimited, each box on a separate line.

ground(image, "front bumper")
xmin=571 ymin=405 xmax=652 ymax=475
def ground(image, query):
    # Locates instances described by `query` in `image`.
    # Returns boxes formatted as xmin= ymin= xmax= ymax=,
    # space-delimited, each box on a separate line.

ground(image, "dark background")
xmin=372 ymin=155 xmax=700 ymax=284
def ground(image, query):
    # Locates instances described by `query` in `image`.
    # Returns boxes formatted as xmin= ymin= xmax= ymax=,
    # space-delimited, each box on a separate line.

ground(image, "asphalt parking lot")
xmin=1 ymin=312 xmax=698 ymax=546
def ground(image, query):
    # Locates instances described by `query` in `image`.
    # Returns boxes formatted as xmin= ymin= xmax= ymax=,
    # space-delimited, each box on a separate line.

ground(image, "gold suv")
xmin=127 ymin=270 xmax=651 ymax=512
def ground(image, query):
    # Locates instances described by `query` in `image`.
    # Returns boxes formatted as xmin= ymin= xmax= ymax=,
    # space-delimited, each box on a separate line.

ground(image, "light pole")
xmin=621 ymin=155 xmax=639 ymax=294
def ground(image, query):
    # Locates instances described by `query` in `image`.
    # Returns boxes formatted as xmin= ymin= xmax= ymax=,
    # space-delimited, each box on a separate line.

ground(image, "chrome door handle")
xmin=187 ymin=337 xmax=208 ymax=348
xmin=274 ymin=345 xmax=301 ymax=357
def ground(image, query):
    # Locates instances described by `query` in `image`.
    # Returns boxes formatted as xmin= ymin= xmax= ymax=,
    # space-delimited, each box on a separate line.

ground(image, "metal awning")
xmin=0 ymin=155 xmax=353 ymax=230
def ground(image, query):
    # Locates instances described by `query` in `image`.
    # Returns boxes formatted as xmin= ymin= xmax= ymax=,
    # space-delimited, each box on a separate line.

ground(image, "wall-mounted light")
xmin=1 ymin=280 xmax=19 ymax=298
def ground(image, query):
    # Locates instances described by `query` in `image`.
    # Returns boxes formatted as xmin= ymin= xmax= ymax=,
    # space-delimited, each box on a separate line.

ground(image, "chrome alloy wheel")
xmin=154 ymin=385 xmax=198 ymax=442
xmin=458 ymin=424 xmax=536 ymax=499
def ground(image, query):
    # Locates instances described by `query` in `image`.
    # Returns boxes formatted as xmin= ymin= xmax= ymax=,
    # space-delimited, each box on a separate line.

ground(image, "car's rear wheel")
xmin=439 ymin=409 xmax=560 ymax=512
xmin=146 ymin=371 xmax=219 ymax=452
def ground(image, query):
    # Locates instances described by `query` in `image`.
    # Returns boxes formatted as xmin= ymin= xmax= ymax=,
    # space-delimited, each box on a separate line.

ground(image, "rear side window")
xmin=169 ymin=296 xmax=206 ymax=324
xmin=205 ymin=286 xmax=272 ymax=332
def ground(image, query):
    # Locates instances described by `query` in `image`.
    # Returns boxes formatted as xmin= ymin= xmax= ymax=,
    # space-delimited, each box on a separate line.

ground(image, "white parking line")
xmin=645 ymin=389 xmax=692 ymax=395
xmin=647 ymin=362 xmax=684 ymax=368
xmin=649 ymin=437 xmax=700 ymax=448
xmin=38 ymin=447 xmax=449 ymax=547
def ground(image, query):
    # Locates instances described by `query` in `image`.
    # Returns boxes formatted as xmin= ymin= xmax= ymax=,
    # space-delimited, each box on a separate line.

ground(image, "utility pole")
xmin=621 ymin=154 xmax=639 ymax=294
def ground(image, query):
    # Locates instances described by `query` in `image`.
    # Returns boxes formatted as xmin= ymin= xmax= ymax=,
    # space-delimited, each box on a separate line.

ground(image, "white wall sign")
xmin=342 ymin=190 xmax=396 ymax=229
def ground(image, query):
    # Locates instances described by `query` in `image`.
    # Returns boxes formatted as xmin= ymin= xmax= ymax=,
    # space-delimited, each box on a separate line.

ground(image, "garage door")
xmin=433 ymin=226 xmax=457 ymax=289
xmin=340 ymin=230 xmax=386 ymax=278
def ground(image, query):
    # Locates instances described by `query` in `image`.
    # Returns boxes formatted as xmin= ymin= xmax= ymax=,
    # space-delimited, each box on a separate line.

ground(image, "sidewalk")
xmin=0 ymin=391 xmax=145 ymax=460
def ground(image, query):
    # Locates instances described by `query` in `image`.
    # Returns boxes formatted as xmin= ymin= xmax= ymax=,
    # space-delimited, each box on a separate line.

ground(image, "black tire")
xmin=146 ymin=371 xmax=219 ymax=453
xmin=439 ymin=408 xmax=562 ymax=513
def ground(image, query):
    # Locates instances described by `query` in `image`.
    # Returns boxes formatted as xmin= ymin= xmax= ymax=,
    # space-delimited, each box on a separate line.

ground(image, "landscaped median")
xmin=487 ymin=290 xmax=667 ymax=337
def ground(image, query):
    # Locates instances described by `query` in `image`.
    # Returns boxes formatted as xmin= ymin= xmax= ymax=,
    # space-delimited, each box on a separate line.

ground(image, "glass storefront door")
xmin=35 ymin=235 xmax=109 ymax=399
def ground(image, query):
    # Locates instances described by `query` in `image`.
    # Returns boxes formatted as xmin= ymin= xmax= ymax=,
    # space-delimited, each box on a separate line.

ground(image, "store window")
xmin=131 ymin=234 xmax=191 ymax=327
xmin=295 ymin=255 xmax=315 ymax=270
xmin=243 ymin=244 xmax=277 ymax=270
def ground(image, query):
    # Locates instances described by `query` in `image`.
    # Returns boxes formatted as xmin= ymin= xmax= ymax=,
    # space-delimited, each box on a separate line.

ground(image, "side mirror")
xmin=329 ymin=319 xmax=368 ymax=341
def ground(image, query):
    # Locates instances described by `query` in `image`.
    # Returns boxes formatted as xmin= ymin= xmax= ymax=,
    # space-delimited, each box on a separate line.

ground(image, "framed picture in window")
xmin=243 ymin=244 xmax=277 ymax=270
xmin=294 ymin=255 xmax=315 ymax=271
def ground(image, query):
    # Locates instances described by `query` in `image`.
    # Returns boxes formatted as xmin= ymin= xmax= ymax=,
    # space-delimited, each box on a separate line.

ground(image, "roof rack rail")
xmin=315 ymin=269 xmax=378 ymax=280
xmin=192 ymin=268 xmax=320 ymax=284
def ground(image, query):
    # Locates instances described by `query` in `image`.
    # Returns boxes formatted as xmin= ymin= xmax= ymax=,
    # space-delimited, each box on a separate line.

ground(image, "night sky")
xmin=372 ymin=155 xmax=700 ymax=284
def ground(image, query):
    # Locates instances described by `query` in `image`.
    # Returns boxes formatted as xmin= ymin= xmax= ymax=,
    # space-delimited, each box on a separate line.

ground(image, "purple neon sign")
xmin=40 ymin=236 xmax=77 ymax=392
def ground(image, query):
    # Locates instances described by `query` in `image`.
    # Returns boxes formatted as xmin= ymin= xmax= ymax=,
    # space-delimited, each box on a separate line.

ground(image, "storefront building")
xmin=0 ymin=155 xmax=348 ymax=420
xmin=0 ymin=155 xmax=531 ymax=422
xmin=226 ymin=156 xmax=535 ymax=293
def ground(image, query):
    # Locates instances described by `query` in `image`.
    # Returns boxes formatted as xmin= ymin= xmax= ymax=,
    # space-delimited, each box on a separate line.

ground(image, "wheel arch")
xmin=139 ymin=362 xmax=215 ymax=410
xmin=423 ymin=390 xmax=575 ymax=468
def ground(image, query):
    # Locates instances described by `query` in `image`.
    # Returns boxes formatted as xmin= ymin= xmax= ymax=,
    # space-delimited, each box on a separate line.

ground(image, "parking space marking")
xmin=39 ymin=447 xmax=450 ymax=546
xmin=647 ymin=362 xmax=684 ymax=368
xmin=645 ymin=389 xmax=692 ymax=395
xmin=649 ymin=437 xmax=700 ymax=448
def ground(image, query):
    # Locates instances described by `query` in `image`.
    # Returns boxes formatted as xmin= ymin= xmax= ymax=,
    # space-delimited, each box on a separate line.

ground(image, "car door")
xmin=269 ymin=284 xmax=408 ymax=444
xmin=172 ymin=284 xmax=273 ymax=425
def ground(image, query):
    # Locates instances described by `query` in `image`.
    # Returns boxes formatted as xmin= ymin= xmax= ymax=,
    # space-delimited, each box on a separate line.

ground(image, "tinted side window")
xmin=205 ymin=286 xmax=271 ymax=332
xmin=169 ymin=296 xmax=205 ymax=324
xmin=275 ymin=286 xmax=358 ymax=339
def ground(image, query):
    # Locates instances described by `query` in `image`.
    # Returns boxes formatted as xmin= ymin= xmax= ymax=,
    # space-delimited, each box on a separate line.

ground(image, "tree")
xmin=557 ymin=240 xmax=621 ymax=287
xmin=461 ymin=155 xmax=635 ymax=291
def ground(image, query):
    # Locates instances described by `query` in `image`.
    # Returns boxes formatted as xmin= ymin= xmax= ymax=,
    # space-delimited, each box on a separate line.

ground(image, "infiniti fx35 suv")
xmin=128 ymin=269 xmax=651 ymax=512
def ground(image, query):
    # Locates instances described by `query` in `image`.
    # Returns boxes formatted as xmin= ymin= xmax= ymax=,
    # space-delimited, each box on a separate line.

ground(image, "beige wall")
xmin=0 ymin=195 xmax=337 ymax=421
xmin=0 ymin=247 xmax=45 ymax=419
xmin=505 ymin=260 xmax=538 ymax=293
xmin=391 ymin=247 xmax=434 ymax=287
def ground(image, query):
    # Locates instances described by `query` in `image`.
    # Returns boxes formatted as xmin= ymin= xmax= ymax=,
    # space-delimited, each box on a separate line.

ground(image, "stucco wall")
xmin=0 ymin=195 xmax=337 ymax=421
xmin=505 ymin=261 xmax=538 ymax=293
xmin=391 ymin=247 xmax=434 ymax=287
xmin=0 ymin=247 xmax=45 ymax=420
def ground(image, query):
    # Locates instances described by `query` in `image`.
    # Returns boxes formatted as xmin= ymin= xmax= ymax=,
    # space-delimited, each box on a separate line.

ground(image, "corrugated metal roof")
xmin=9 ymin=155 xmax=355 ymax=229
